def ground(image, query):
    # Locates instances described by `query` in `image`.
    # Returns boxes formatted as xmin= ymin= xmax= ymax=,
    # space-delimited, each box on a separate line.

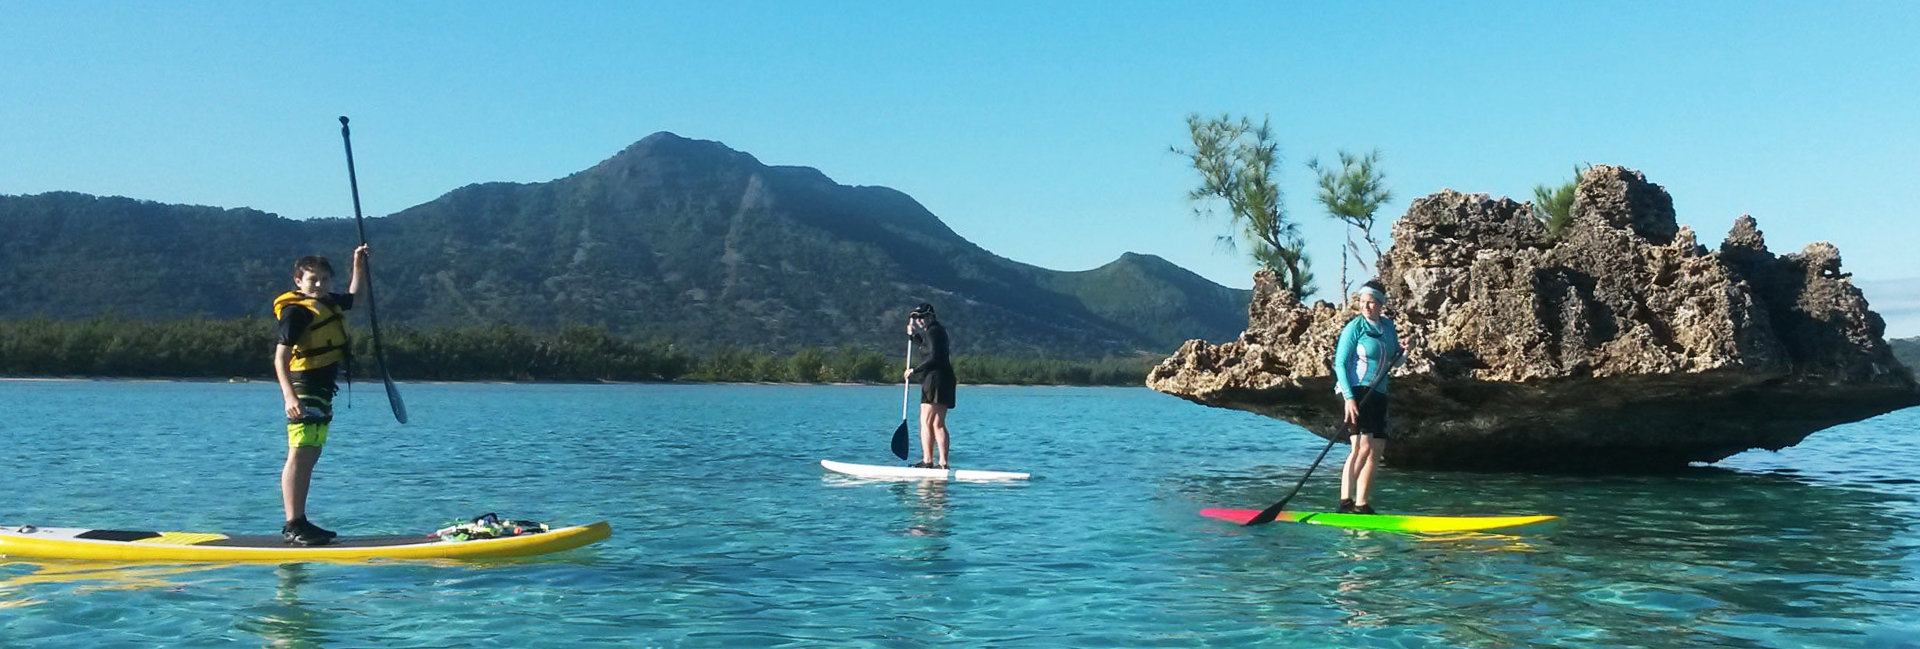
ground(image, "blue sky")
xmin=3 ymin=2 xmax=1916 ymax=336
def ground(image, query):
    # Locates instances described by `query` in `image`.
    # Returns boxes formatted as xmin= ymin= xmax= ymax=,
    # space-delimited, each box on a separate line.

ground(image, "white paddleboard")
xmin=820 ymin=459 xmax=1030 ymax=481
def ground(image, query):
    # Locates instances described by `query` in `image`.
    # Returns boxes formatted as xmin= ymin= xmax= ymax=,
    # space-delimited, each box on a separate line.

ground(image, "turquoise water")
xmin=2 ymin=381 xmax=1917 ymax=648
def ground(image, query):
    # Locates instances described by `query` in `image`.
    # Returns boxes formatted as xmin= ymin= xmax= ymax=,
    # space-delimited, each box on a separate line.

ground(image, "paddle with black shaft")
xmin=890 ymin=338 xmax=914 ymax=460
xmin=1243 ymin=349 xmax=1403 ymax=526
xmin=338 ymin=116 xmax=408 ymax=424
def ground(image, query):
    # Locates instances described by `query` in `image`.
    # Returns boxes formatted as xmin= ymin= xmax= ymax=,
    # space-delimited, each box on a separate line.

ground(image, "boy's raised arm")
xmin=349 ymin=244 xmax=370 ymax=301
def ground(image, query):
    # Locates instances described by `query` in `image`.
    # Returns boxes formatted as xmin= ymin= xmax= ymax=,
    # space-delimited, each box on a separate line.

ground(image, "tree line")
xmin=0 ymin=317 xmax=1156 ymax=386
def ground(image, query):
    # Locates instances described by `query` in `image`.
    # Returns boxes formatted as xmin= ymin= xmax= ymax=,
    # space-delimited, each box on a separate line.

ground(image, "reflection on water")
xmin=0 ymin=561 xmax=342 ymax=647
xmin=1 ymin=382 xmax=1915 ymax=648
xmin=1175 ymin=458 xmax=1920 ymax=648
xmin=0 ymin=560 xmax=220 ymax=610
xmin=897 ymin=479 xmax=951 ymax=539
xmin=233 ymin=564 xmax=334 ymax=649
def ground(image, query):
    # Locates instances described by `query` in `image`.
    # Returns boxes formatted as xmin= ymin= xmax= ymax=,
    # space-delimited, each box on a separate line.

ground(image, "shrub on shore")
xmin=0 ymin=317 xmax=1153 ymax=386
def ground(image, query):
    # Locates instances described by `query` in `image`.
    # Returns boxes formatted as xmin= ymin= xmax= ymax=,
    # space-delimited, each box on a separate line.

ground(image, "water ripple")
xmin=0 ymin=381 xmax=1916 ymax=648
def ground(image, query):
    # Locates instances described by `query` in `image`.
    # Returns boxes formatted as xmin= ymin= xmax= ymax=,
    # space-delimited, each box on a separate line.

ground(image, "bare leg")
xmin=282 ymin=446 xmax=323 ymax=521
xmin=1340 ymin=435 xmax=1361 ymax=502
xmin=918 ymin=403 xmax=936 ymax=466
xmin=1354 ymin=436 xmax=1381 ymax=507
xmin=928 ymin=405 xmax=950 ymax=468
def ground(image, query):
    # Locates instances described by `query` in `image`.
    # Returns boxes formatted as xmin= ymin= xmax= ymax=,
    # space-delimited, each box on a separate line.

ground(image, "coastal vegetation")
xmin=0 ymin=317 xmax=1156 ymax=386
xmin=1175 ymin=117 xmax=1401 ymax=301
xmin=1307 ymin=149 xmax=1393 ymax=299
xmin=1175 ymin=114 xmax=1315 ymax=297
xmin=1531 ymin=166 xmax=1587 ymax=238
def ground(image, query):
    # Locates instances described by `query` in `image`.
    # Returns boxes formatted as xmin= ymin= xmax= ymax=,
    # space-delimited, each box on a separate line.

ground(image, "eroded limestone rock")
xmin=1149 ymin=165 xmax=1919 ymax=471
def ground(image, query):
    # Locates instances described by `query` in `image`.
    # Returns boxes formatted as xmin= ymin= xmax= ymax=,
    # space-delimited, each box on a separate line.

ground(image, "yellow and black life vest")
xmin=273 ymin=291 xmax=349 ymax=372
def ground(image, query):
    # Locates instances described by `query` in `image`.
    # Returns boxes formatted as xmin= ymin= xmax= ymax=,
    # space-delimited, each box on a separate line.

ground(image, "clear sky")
xmin=3 ymin=2 xmax=1916 ymax=335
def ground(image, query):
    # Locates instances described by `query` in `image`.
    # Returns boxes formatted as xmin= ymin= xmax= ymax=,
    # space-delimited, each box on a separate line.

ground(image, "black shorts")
xmin=920 ymin=368 xmax=956 ymax=409
xmin=1345 ymin=387 xmax=1389 ymax=439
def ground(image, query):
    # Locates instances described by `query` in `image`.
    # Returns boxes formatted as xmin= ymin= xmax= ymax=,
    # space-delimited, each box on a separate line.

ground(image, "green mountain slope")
xmin=0 ymin=132 xmax=1249 ymax=356
xmin=1893 ymin=337 xmax=1920 ymax=372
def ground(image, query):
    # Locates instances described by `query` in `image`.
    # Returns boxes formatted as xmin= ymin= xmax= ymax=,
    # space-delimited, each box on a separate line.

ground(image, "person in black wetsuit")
xmin=904 ymin=303 xmax=956 ymax=469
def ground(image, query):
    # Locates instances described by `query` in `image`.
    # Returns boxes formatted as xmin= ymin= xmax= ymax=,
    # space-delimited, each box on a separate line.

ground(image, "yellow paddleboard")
xmin=0 ymin=521 xmax=610 ymax=562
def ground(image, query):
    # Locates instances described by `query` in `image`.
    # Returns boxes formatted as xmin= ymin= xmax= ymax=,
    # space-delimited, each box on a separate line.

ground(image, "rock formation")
xmin=1149 ymin=165 xmax=1920 ymax=471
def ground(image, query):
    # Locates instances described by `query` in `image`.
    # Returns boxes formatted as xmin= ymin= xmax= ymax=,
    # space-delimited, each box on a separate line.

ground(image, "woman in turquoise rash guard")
xmin=1333 ymin=280 xmax=1407 ymax=514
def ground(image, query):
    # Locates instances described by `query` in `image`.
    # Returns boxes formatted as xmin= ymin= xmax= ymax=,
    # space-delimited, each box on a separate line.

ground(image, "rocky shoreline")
xmin=1149 ymin=166 xmax=1920 ymax=471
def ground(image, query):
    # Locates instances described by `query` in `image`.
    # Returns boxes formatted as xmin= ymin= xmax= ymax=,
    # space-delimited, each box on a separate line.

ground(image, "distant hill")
xmin=0 ymin=133 xmax=1249 ymax=356
xmin=1894 ymin=337 xmax=1920 ymax=373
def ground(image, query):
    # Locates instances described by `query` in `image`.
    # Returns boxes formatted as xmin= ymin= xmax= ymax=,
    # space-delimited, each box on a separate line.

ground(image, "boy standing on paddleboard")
xmin=271 ymin=245 xmax=369 ymax=545
xmin=1334 ymin=280 xmax=1406 ymax=515
xmin=905 ymin=303 xmax=956 ymax=469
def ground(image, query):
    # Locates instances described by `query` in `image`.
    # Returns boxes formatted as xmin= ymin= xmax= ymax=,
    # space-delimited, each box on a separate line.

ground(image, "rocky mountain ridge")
xmin=0 ymin=133 xmax=1250 ymax=356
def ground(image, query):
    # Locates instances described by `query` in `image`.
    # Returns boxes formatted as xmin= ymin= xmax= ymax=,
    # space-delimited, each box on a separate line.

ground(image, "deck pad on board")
xmin=197 ymin=534 xmax=445 ymax=548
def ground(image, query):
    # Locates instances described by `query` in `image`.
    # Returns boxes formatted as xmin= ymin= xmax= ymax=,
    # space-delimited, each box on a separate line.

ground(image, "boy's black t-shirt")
xmin=275 ymin=293 xmax=355 ymax=346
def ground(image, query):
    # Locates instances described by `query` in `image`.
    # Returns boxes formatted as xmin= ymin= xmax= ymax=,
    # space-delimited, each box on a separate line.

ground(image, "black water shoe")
xmin=302 ymin=518 xmax=338 ymax=540
xmin=1336 ymin=499 xmax=1357 ymax=514
xmin=283 ymin=518 xmax=335 ymax=545
xmin=283 ymin=522 xmax=327 ymax=546
xmin=1354 ymin=504 xmax=1377 ymax=515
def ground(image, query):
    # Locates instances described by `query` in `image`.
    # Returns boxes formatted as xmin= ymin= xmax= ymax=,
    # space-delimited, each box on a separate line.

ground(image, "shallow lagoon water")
xmin=2 ymin=381 xmax=1917 ymax=648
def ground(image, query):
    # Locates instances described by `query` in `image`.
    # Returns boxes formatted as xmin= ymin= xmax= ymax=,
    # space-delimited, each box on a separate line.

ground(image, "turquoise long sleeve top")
xmin=1333 ymin=315 xmax=1401 ymax=400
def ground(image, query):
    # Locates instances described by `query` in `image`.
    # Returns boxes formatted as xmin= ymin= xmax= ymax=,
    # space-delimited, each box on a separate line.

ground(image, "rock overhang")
xmin=1150 ymin=166 xmax=1920 ymax=472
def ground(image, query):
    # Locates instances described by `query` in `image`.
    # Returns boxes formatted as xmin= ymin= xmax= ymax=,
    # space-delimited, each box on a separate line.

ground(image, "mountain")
xmin=0 ymin=133 xmax=1249 ymax=356
xmin=1894 ymin=337 xmax=1920 ymax=372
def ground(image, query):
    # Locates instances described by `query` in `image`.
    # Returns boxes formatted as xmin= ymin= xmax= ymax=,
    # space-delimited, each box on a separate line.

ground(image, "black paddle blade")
xmin=890 ymin=420 xmax=910 ymax=460
xmin=1244 ymin=436 xmax=1340 ymax=526
xmin=369 ymin=324 xmax=405 ymax=424
xmin=382 ymin=372 xmax=408 ymax=424
xmin=1244 ymin=495 xmax=1295 ymax=526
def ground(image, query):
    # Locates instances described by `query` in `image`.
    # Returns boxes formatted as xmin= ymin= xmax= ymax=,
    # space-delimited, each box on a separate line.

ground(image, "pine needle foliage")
xmin=1532 ymin=165 xmax=1587 ymax=239
xmin=1173 ymin=114 xmax=1315 ymax=298
xmin=1307 ymin=149 xmax=1393 ymax=298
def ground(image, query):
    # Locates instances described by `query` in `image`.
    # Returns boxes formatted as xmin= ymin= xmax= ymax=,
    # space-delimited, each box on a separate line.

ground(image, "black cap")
xmin=910 ymin=303 xmax=935 ymax=317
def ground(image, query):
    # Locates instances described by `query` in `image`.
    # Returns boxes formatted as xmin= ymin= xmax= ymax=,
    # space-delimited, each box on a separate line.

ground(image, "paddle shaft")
xmin=889 ymin=338 xmax=913 ymax=459
xmin=338 ymin=116 xmax=407 ymax=424
xmin=1245 ymin=348 xmax=1403 ymax=526
xmin=901 ymin=338 xmax=914 ymax=420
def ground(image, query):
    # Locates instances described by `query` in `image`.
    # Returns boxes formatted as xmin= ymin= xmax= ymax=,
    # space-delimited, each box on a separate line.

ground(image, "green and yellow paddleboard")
xmin=1200 ymin=508 xmax=1558 ymax=534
